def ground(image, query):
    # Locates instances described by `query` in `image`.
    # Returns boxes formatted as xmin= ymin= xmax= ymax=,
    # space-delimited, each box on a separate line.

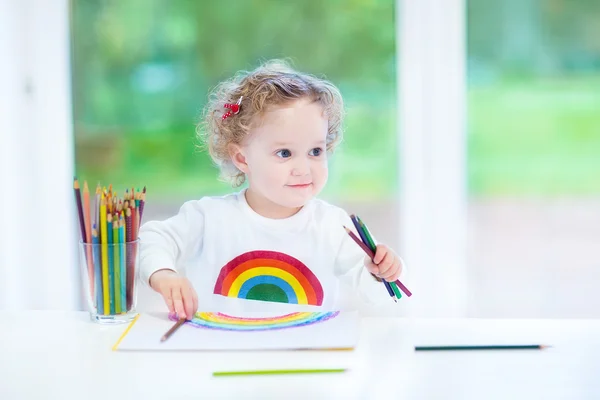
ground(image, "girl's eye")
xmin=309 ymin=148 xmax=323 ymax=157
xmin=276 ymin=149 xmax=292 ymax=158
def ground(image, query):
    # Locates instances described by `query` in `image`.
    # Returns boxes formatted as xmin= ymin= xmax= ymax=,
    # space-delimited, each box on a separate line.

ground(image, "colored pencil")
xmin=389 ymin=281 xmax=402 ymax=299
xmin=100 ymin=194 xmax=109 ymax=314
xmin=353 ymin=216 xmax=412 ymax=298
xmin=82 ymin=181 xmax=95 ymax=295
xmin=113 ymin=214 xmax=121 ymax=314
xmin=350 ymin=215 xmax=396 ymax=301
xmin=107 ymin=213 xmax=115 ymax=315
xmin=73 ymin=178 xmax=86 ymax=242
xmin=351 ymin=215 xmax=373 ymax=251
xmin=356 ymin=216 xmax=377 ymax=252
xmin=130 ymin=199 xmax=137 ymax=241
xmin=161 ymin=318 xmax=186 ymax=342
xmin=125 ymin=207 xmax=134 ymax=310
xmin=139 ymin=186 xmax=146 ymax=222
xmin=343 ymin=225 xmax=412 ymax=298
xmin=344 ymin=226 xmax=375 ymax=258
xmin=94 ymin=184 xmax=101 ymax=231
xmin=119 ymin=215 xmax=126 ymax=312
xmin=82 ymin=181 xmax=91 ymax=242
xmin=393 ymin=278 xmax=412 ymax=297
xmin=415 ymin=345 xmax=549 ymax=351
xmin=92 ymin=227 xmax=103 ymax=315
xmin=213 ymin=369 xmax=347 ymax=377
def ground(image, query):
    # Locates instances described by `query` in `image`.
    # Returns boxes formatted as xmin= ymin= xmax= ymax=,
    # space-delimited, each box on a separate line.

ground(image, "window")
xmin=71 ymin=0 xmax=399 ymax=237
xmin=467 ymin=0 xmax=600 ymax=317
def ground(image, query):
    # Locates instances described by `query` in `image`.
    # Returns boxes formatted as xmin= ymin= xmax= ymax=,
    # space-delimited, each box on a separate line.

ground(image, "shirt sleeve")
xmin=138 ymin=200 xmax=205 ymax=286
xmin=332 ymin=210 xmax=407 ymax=305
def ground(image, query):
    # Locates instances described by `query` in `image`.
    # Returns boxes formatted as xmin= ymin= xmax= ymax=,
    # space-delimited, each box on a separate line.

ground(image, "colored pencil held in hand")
xmin=73 ymin=178 xmax=147 ymax=317
xmin=343 ymin=215 xmax=412 ymax=300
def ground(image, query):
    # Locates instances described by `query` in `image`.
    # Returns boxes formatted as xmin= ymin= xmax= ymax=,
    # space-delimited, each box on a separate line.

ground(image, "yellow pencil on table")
xmin=100 ymin=193 xmax=109 ymax=314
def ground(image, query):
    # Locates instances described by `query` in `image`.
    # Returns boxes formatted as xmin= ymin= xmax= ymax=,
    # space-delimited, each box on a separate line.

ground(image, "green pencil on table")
xmin=213 ymin=368 xmax=347 ymax=377
xmin=415 ymin=344 xmax=549 ymax=351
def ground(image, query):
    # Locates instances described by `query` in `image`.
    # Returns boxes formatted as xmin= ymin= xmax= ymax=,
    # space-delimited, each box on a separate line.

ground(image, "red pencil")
xmin=344 ymin=226 xmax=375 ymax=258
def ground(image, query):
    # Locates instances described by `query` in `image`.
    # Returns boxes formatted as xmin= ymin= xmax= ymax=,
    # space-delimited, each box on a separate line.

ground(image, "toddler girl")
xmin=139 ymin=60 xmax=405 ymax=319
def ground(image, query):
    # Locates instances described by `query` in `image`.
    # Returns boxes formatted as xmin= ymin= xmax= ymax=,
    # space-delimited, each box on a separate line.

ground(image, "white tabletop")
xmin=1 ymin=311 xmax=599 ymax=399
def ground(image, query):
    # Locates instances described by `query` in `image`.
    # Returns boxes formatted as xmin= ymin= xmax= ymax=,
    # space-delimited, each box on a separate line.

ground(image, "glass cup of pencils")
xmin=74 ymin=179 xmax=145 ymax=324
xmin=79 ymin=239 xmax=140 ymax=324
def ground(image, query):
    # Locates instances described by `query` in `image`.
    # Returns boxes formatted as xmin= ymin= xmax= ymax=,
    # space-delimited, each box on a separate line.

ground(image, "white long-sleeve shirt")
xmin=139 ymin=190 xmax=404 ymax=312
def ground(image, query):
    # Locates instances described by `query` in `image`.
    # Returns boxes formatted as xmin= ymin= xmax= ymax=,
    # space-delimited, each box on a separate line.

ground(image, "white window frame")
xmin=397 ymin=0 xmax=468 ymax=316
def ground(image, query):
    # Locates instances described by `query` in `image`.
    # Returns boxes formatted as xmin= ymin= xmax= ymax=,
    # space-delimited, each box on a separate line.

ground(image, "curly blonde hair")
xmin=197 ymin=59 xmax=344 ymax=187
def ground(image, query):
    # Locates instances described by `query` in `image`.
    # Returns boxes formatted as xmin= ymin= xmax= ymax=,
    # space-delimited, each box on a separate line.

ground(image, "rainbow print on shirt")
xmin=213 ymin=250 xmax=324 ymax=305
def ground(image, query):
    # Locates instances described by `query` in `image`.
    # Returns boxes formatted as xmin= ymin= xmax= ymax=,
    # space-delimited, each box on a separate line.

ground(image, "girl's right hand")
xmin=149 ymin=269 xmax=198 ymax=320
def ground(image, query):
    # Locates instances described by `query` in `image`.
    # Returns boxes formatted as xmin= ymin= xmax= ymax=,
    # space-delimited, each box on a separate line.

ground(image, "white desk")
xmin=1 ymin=312 xmax=599 ymax=399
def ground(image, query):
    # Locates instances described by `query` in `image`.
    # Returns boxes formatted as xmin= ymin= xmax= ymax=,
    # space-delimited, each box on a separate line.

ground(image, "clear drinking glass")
xmin=79 ymin=239 xmax=139 ymax=324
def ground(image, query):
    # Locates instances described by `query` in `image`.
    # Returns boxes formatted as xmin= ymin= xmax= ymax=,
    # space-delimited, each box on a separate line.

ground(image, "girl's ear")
xmin=228 ymin=143 xmax=249 ymax=174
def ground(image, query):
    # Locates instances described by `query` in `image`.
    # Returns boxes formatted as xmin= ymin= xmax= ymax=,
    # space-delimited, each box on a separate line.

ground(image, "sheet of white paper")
xmin=114 ymin=311 xmax=359 ymax=351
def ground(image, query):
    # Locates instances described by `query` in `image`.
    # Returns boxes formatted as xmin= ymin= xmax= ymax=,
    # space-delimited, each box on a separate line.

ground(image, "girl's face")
xmin=231 ymin=98 xmax=329 ymax=217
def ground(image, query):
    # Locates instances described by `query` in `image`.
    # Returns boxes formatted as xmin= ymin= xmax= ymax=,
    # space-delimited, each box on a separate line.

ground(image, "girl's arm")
xmin=138 ymin=200 xmax=205 ymax=286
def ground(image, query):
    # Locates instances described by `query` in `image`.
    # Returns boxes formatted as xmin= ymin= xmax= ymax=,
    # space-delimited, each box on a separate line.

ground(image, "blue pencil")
xmin=107 ymin=214 xmax=115 ymax=315
xmin=92 ymin=226 xmax=103 ymax=315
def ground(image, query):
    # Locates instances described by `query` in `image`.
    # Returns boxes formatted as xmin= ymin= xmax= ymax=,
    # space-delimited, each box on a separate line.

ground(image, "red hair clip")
xmin=222 ymin=96 xmax=243 ymax=120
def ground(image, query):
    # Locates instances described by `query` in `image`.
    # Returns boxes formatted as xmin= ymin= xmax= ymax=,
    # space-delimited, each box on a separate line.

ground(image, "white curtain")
xmin=0 ymin=0 xmax=80 ymax=310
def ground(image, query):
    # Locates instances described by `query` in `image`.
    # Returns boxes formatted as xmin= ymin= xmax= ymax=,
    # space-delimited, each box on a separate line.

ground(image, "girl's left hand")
xmin=364 ymin=244 xmax=403 ymax=281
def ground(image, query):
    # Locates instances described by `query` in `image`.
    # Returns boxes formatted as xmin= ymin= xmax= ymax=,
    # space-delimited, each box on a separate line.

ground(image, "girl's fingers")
xmin=364 ymin=256 xmax=379 ymax=275
xmin=182 ymin=285 xmax=195 ymax=320
xmin=373 ymin=245 xmax=387 ymax=264
xmin=378 ymin=252 xmax=395 ymax=276
xmin=172 ymin=288 xmax=186 ymax=319
xmin=192 ymin=290 xmax=199 ymax=318
xmin=389 ymin=261 xmax=403 ymax=281
xmin=382 ymin=258 xmax=403 ymax=281
xmin=163 ymin=288 xmax=175 ymax=315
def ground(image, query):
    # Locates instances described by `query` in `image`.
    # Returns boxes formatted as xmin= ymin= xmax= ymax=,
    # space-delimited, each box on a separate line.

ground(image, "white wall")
xmin=0 ymin=0 xmax=80 ymax=310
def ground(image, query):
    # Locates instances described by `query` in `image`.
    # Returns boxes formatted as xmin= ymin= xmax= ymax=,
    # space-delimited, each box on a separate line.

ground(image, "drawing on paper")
xmin=169 ymin=311 xmax=339 ymax=332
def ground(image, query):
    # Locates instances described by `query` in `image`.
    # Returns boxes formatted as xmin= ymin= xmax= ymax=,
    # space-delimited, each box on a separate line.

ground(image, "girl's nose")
xmin=291 ymin=158 xmax=310 ymax=176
